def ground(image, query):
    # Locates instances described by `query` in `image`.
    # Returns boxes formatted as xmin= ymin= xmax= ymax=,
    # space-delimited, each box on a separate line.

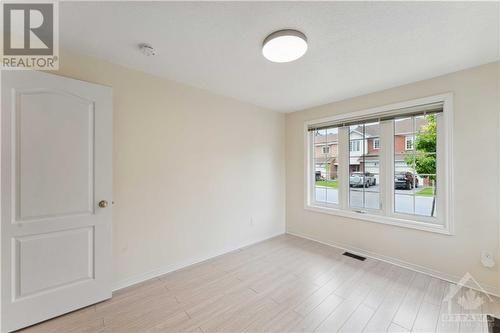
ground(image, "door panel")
xmin=17 ymin=90 xmax=94 ymax=220
xmin=14 ymin=227 xmax=94 ymax=299
xmin=1 ymin=71 xmax=113 ymax=332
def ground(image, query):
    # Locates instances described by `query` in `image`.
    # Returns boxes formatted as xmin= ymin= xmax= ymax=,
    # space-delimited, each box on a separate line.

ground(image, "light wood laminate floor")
xmin=19 ymin=234 xmax=500 ymax=333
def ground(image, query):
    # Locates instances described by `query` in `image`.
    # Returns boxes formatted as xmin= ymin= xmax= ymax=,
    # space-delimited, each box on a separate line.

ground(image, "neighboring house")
xmin=314 ymin=117 xmax=427 ymax=181
xmin=348 ymin=124 xmax=379 ymax=175
xmin=314 ymin=132 xmax=339 ymax=179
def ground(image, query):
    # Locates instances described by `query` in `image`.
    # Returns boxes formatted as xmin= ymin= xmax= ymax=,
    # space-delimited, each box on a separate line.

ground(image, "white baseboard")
xmin=112 ymin=231 xmax=285 ymax=291
xmin=287 ymin=230 xmax=500 ymax=298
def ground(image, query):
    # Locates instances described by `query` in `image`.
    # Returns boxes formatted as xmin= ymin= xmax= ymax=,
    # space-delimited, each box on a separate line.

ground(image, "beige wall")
xmin=286 ymin=62 xmax=500 ymax=290
xmin=53 ymin=50 xmax=500 ymax=292
xmin=54 ymin=51 xmax=286 ymax=288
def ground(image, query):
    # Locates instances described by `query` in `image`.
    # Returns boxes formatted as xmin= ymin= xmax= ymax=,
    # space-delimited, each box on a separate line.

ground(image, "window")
xmin=405 ymin=135 xmax=414 ymax=150
xmin=313 ymin=128 xmax=339 ymax=205
xmin=305 ymin=94 xmax=452 ymax=234
xmin=349 ymin=140 xmax=360 ymax=152
xmin=349 ymin=122 xmax=380 ymax=211
xmin=395 ymin=116 xmax=437 ymax=217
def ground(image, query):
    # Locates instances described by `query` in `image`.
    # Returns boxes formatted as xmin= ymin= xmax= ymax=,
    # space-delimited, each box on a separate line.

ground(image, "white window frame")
xmin=322 ymin=146 xmax=330 ymax=154
xmin=349 ymin=140 xmax=361 ymax=152
xmin=405 ymin=135 xmax=414 ymax=150
xmin=373 ymin=138 xmax=380 ymax=149
xmin=304 ymin=93 xmax=454 ymax=235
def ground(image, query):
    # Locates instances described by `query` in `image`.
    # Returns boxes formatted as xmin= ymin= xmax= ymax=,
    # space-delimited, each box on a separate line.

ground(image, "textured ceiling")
xmin=60 ymin=1 xmax=500 ymax=112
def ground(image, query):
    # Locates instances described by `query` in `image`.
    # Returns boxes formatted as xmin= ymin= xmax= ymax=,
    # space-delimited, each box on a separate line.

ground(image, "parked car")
xmin=349 ymin=172 xmax=376 ymax=187
xmin=315 ymin=171 xmax=323 ymax=181
xmin=394 ymin=171 xmax=419 ymax=190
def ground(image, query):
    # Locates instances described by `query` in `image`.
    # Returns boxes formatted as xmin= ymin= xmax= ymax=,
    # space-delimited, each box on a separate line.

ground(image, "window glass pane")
xmin=395 ymin=153 xmax=415 ymax=173
xmin=315 ymin=185 xmax=327 ymax=203
xmin=314 ymin=129 xmax=327 ymax=144
xmin=326 ymin=127 xmax=338 ymax=138
xmin=349 ymin=122 xmax=380 ymax=210
xmin=394 ymin=152 xmax=417 ymax=196
xmin=365 ymin=122 xmax=380 ymax=137
xmin=414 ymin=152 xmax=436 ymax=175
xmin=349 ymin=188 xmax=364 ymax=209
xmin=314 ymin=162 xmax=327 ymax=204
xmin=394 ymin=114 xmax=438 ymax=218
xmin=314 ymin=127 xmax=338 ymax=205
xmin=365 ymin=184 xmax=380 ymax=210
xmin=415 ymin=175 xmax=436 ymax=217
xmin=394 ymin=194 xmax=413 ymax=215
xmin=394 ymin=117 xmax=412 ymax=135
xmin=415 ymin=115 xmax=437 ymax=154
xmin=326 ymin=185 xmax=339 ymax=204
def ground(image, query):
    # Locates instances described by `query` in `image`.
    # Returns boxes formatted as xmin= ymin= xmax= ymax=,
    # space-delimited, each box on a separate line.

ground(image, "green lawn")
xmin=316 ymin=180 xmax=433 ymax=195
xmin=416 ymin=187 xmax=434 ymax=196
xmin=315 ymin=180 xmax=338 ymax=188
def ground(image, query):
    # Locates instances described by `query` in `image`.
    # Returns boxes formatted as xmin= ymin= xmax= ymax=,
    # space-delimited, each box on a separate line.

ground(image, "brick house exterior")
xmin=314 ymin=117 xmax=430 ymax=183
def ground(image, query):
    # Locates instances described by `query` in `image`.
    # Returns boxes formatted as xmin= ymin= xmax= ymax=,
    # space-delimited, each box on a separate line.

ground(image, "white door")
xmin=1 ymin=71 xmax=113 ymax=332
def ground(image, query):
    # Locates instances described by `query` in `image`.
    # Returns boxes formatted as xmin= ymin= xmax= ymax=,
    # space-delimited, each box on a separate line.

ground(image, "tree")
xmin=404 ymin=114 xmax=437 ymax=215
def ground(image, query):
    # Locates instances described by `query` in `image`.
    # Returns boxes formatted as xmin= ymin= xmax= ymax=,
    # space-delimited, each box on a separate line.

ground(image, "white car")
xmin=349 ymin=172 xmax=376 ymax=187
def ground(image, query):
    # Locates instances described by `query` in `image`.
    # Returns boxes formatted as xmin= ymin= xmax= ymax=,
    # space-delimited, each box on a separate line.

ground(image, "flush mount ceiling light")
xmin=262 ymin=29 xmax=307 ymax=63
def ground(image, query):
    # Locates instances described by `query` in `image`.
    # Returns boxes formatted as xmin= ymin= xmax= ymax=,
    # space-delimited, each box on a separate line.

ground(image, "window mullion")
xmin=380 ymin=120 xmax=393 ymax=216
xmin=436 ymin=113 xmax=445 ymax=222
xmin=338 ymin=126 xmax=349 ymax=210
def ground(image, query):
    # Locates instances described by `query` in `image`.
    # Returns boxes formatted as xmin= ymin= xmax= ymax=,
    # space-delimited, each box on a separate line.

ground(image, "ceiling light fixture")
xmin=262 ymin=29 xmax=307 ymax=63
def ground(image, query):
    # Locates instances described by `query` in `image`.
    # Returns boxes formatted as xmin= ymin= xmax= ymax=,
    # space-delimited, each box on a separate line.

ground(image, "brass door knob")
xmin=98 ymin=200 xmax=109 ymax=208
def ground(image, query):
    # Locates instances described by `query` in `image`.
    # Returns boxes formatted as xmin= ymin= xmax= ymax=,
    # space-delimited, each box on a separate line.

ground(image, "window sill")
xmin=305 ymin=203 xmax=452 ymax=235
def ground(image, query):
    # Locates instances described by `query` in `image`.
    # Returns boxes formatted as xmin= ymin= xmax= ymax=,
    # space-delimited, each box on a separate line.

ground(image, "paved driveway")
xmin=315 ymin=185 xmax=435 ymax=216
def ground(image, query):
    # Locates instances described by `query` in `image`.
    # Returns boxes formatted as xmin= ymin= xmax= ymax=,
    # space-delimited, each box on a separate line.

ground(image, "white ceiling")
xmin=60 ymin=1 xmax=500 ymax=112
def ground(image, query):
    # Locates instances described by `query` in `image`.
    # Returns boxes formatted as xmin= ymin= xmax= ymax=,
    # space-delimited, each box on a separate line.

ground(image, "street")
xmin=315 ymin=184 xmax=435 ymax=217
